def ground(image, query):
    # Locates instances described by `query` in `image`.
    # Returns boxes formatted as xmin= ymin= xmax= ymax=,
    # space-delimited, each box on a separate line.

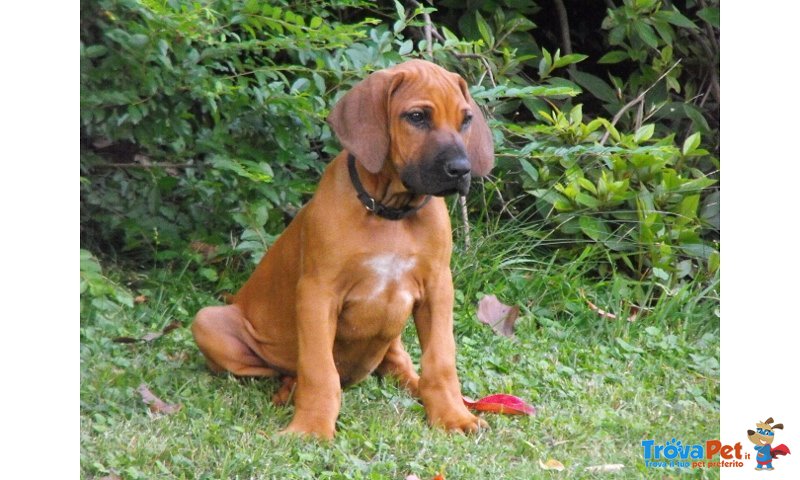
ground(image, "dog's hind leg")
xmin=191 ymin=304 xmax=280 ymax=377
xmin=376 ymin=337 xmax=420 ymax=397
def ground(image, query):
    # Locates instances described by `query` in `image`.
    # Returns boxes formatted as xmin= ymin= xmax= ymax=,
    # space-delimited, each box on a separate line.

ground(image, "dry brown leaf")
xmin=585 ymin=464 xmax=625 ymax=473
xmin=134 ymin=294 xmax=148 ymax=304
xmin=136 ymin=383 xmax=182 ymax=415
xmin=539 ymin=459 xmax=565 ymax=471
xmin=477 ymin=294 xmax=520 ymax=337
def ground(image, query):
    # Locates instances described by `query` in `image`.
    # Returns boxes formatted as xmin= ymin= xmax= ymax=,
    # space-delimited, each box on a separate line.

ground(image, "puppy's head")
xmin=327 ymin=59 xmax=494 ymax=196
xmin=747 ymin=417 xmax=783 ymax=446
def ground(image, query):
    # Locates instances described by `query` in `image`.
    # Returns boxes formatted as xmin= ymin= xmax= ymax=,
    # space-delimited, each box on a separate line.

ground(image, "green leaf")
xmin=309 ymin=16 xmax=323 ymax=29
xmin=290 ymin=78 xmax=310 ymax=93
xmin=570 ymin=71 xmax=618 ymax=104
xmin=681 ymin=242 xmax=715 ymax=259
xmin=553 ymin=53 xmax=588 ymax=69
xmin=575 ymin=192 xmax=600 ymax=208
xmin=130 ymin=33 xmax=149 ymax=47
xmin=682 ymin=132 xmax=701 ymax=155
xmin=651 ymin=267 xmax=670 ymax=281
xmin=578 ymin=178 xmax=597 ymax=195
xmin=681 ymin=104 xmax=711 ymax=133
xmin=475 ymin=11 xmax=495 ymax=47
xmin=578 ymin=216 xmax=611 ymax=241
xmin=538 ymin=48 xmax=552 ymax=78
xmin=616 ymin=337 xmax=644 ymax=354
xmin=677 ymin=194 xmax=700 ymax=223
xmin=662 ymin=9 xmax=698 ymax=29
xmin=634 ymin=124 xmax=655 ymax=143
xmin=597 ymin=50 xmax=628 ymax=64
xmin=633 ymin=21 xmax=659 ymax=49
xmin=519 ymin=159 xmax=539 ymax=182
xmin=200 ymin=267 xmax=219 ymax=282
xmin=398 ymin=39 xmax=413 ymax=55
xmin=708 ymin=251 xmax=720 ymax=274
xmin=569 ymin=104 xmax=583 ymax=124
xmin=83 ymin=45 xmax=108 ymax=58
xmin=531 ymin=188 xmax=570 ymax=207
xmin=697 ymin=7 xmax=720 ymax=28
xmin=393 ymin=0 xmax=405 ymax=19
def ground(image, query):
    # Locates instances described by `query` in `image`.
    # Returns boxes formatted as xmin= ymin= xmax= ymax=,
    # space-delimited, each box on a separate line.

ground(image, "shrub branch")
xmin=600 ymin=59 xmax=682 ymax=146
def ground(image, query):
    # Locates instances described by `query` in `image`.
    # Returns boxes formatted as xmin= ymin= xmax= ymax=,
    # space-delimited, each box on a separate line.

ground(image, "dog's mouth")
xmin=432 ymin=174 xmax=470 ymax=197
xmin=401 ymin=167 xmax=471 ymax=197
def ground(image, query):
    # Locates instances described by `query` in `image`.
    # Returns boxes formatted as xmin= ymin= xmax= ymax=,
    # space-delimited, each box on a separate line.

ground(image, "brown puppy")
xmin=192 ymin=59 xmax=494 ymax=439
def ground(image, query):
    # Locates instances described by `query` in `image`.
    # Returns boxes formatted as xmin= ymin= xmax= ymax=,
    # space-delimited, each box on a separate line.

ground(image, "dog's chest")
xmin=338 ymin=253 xmax=419 ymax=340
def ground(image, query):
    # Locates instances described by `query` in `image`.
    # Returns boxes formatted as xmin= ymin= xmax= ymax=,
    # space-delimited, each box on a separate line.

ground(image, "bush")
xmin=80 ymin=0 xmax=719 ymax=285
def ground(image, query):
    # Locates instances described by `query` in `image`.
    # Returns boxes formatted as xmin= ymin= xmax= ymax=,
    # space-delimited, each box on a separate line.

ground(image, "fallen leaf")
xmin=477 ymin=294 xmax=520 ymax=337
xmin=463 ymin=394 xmax=536 ymax=415
xmin=98 ymin=476 xmax=122 ymax=480
xmin=539 ymin=458 xmax=565 ymax=471
xmin=433 ymin=475 xmax=445 ymax=480
xmin=113 ymin=320 xmax=182 ymax=344
xmin=136 ymin=383 xmax=182 ymax=415
xmin=585 ymin=464 xmax=624 ymax=473
xmin=134 ymin=294 xmax=148 ymax=304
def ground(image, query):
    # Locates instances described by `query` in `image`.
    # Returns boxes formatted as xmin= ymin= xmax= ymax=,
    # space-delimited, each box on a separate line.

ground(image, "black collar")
xmin=347 ymin=154 xmax=431 ymax=221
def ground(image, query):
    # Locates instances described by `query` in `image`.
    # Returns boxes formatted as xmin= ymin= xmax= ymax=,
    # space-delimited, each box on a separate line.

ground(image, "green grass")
xmin=80 ymin=219 xmax=719 ymax=479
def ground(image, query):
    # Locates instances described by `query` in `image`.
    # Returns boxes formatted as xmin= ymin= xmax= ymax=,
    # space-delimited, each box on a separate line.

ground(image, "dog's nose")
xmin=444 ymin=157 xmax=471 ymax=178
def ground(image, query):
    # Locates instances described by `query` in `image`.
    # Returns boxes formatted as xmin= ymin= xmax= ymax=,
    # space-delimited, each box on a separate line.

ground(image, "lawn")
xmin=80 ymin=219 xmax=720 ymax=479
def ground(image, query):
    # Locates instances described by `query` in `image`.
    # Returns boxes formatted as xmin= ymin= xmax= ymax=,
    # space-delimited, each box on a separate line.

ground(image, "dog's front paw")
xmin=279 ymin=420 xmax=335 ymax=441
xmin=428 ymin=405 xmax=489 ymax=434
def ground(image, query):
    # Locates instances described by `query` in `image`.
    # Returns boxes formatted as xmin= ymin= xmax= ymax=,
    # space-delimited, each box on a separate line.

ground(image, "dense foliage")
xmin=80 ymin=0 xmax=719 ymax=306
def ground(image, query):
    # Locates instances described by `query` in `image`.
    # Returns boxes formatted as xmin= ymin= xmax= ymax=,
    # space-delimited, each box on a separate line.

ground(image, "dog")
xmin=747 ymin=417 xmax=791 ymax=471
xmin=192 ymin=59 xmax=494 ymax=439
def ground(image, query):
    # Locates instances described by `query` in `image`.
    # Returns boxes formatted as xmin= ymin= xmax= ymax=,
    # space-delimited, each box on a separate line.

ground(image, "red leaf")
xmin=136 ymin=383 xmax=182 ymax=415
xmin=463 ymin=394 xmax=536 ymax=415
xmin=476 ymin=295 xmax=520 ymax=337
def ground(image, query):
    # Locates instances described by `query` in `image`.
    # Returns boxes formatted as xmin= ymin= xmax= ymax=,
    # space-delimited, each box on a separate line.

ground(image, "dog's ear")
xmin=327 ymin=70 xmax=404 ymax=174
xmin=772 ymin=423 xmax=784 ymax=430
xmin=456 ymin=76 xmax=494 ymax=177
xmin=765 ymin=417 xmax=775 ymax=424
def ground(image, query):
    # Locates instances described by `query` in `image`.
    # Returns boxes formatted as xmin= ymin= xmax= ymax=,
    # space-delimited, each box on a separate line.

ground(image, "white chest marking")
xmin=364 ymin=254 xmax=416 ymax=299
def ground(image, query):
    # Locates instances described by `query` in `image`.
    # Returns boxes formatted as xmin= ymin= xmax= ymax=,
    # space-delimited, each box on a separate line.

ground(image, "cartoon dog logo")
xmin=747 ymin=417 xmax=791 ymax=471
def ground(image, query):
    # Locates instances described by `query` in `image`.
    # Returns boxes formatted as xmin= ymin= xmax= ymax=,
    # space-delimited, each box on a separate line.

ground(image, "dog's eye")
xmin=404 ymin=111 xmax=428 ymax=127
xmin=461 ymin=114 xmax=473 ymax=130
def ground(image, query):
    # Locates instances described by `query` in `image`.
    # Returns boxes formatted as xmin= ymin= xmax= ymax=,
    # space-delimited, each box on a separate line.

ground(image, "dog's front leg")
xmin=414 ymin=271 xmax=487 ymax=433
xmin=281 ymin=277 xmax=340 ymax=440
